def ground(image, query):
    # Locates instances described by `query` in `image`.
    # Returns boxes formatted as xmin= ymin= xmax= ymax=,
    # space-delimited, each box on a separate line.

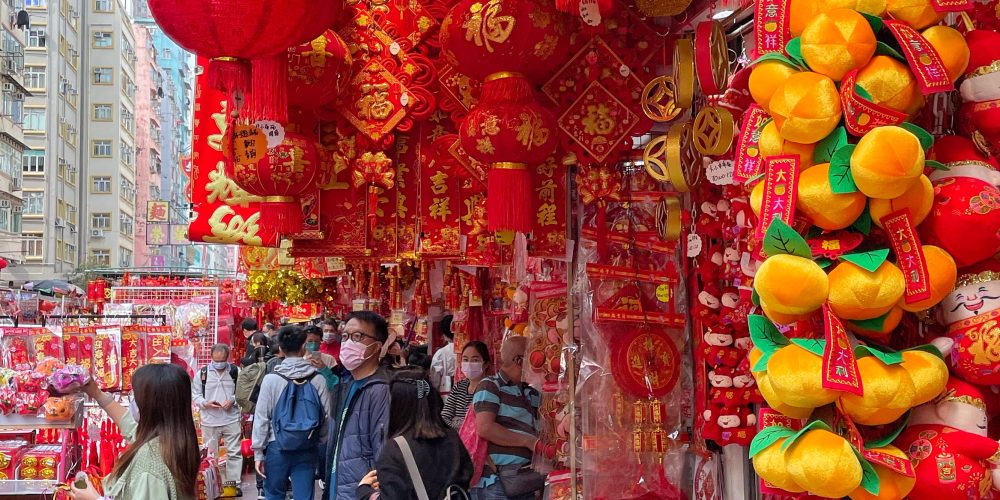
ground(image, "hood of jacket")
xmin=273 ymin=356 xmax=317 ymax=379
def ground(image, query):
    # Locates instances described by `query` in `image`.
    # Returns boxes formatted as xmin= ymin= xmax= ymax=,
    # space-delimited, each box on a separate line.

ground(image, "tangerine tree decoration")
xmin=441 ymin=0 xmax=573 ymax=232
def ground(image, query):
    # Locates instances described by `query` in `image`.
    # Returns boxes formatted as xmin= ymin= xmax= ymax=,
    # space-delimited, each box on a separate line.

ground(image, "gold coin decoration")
xmin=672 ymin=38 xmax=696 ymax=109
xmin=692 ymin=106 xmax=736 ymax=156
xmin=643 ymin=123 xmax=697 ymax=192
xmin=643 ymin=134 xmax=671 ymax=183
xmin=656 ymin=196 xmax=683 ymax=242
xmin=696 ymin=21 xmax=731 ymax=95
xmin=641 ymin=76 xmax=683 ymax=123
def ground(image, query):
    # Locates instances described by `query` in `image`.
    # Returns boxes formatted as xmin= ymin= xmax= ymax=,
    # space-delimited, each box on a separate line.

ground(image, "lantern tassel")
xmin=480 ymin=73 xmax=535 ymax=104
xmin=367 ymin=185 xmax=379 ymax=233
xmin=487 ymin=162 xmax=532 ymax=233
xmin=259 ymin=198 xmax=302 ymax=236
xmin=207 ymin=57 xmax=251 ymax=100
xmin=247 ymin=54 xmax=289 ymax=123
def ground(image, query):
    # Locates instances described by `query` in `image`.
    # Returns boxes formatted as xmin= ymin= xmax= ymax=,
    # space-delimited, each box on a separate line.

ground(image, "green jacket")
xmin=102 ymin=412 xmax=195 ymax=500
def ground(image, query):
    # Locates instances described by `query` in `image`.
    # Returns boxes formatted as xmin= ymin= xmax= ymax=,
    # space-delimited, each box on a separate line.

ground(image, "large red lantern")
xmin=229 ymin=131 xmax=323 ymax=235
xmin=441 ymin=0 xmax=572 ymax=231
xmin=147 ymin=0 xmax=341 ymax=108
xmin=287 ymin=30 xmax=352 ymax=109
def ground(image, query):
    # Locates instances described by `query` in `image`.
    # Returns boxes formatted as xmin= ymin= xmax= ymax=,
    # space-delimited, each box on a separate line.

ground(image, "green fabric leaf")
xmin=791 ymin=338 xmax=826 ymax=357
xmin=813 ymin=126 xmax=848 ymax=165
xmin=905 ymin=344 xmax=946 ymax=360
xmin=855 ymin=84 xmax=875 ymax=102
xmin=752 ymin=52 xmax=803 ymax=70
xmin=859 ymin=454 xmax=882 ymax=496
xmin=866 ymin=411 xmax=911 ymax=449
xmin=748 ymin=315 xmax=790 ymax=371
xmin=785 ymin=38 xmax=807 ymax=68
xmin=752 ymin=288 xmax=761 ymax=307
xmin=855 ymin=345 xmax=905 ymax=365
xmin=763 ymin=219 xmax=812 ymax=259
xmin=829 ymin=145 xmax=858 ymax=194
xmin=875 ymin=41 xmax=905 ymax=61
xmin=862 ymin=13 xmax=884 ymax=33
xmin=816 ymin=257 xmax=833 ymax=269
xmin=849 ymin=311 xmax=891 ymax=332
xmin=840 ymin=249 xmax=890 ymax=273
xmin=852 ymin=203 xmax=873 ymax=235
xmin=749 ymin=425 xmax=797 ymax=458
xmin=781 ymin=420 xmax=834 ymax=452
xmin=900 ymin=122 xmax=934 ymax=152
xmin=926 ymin=160 xmax=950 ymax=171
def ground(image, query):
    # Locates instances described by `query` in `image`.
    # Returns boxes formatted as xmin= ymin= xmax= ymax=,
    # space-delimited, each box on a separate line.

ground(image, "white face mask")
xmin=462 ymin=361 xmax=484 ymax=380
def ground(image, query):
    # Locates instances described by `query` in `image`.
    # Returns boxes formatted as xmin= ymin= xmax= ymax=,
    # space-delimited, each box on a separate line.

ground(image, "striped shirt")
xmin=442 ymin=378 xmax=474 ymax=429
xmin=472 ymin=371 xmax=540 ymax=486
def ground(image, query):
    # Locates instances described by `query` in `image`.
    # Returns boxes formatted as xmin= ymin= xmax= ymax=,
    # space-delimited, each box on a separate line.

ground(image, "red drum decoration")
xmin=229 ymin=131 xmax=323 ymax=235
xmin=287 ymin=31 xmax=352 ymax=109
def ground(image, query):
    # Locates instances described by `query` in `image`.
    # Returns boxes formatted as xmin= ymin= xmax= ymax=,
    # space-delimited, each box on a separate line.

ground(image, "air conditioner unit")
xmin=0 ymin=200 xmax=9 ymax=208
xmin=54 ymin=217 xmax=64 ymax=227
xmin=90 ymin=229 xmax=104 ymax=238
xmin=11 ymin=206 xmax=21 ymax=214
xmin=67 ymin=222 xmax=76 ymax=233
xmin=2 ymin=82 xmax=13 ymax=92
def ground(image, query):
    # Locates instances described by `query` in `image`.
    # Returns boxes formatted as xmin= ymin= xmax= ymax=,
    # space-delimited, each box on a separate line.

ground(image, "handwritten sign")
xmin=706 ymin=159 xmax=734 ymax=185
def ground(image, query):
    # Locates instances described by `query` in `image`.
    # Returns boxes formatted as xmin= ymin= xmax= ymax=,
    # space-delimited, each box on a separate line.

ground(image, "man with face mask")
xmin=319 ymin=319 xmax=341 ymax=361
xmin=324 ymin=310 xmax=391 ymax=500
xmin=193 ymin=344 xmax=243 ymax=495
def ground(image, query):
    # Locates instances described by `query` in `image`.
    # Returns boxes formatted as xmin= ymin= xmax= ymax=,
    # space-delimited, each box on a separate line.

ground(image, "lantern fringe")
xmin=260 ymin=200 xmax=302 ymax=236
xmin=247 ymin=54 xmax=289 ymax=123
xmin=487 ymin=167 xmax=533 ymax=233
xmin=480 ymin=74 xmax=535 ymax=104
xmin=208 ymin=58 xmax=251 ymax=98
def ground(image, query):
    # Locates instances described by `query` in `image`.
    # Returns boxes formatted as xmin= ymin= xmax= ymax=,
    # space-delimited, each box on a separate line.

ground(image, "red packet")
xmin=1 ymin=329 xmax=33 ymax=369
xmin=144 ymin=326 xmax=173 ymax=363
xmin=120 ymin=326 xmax=145 ymax=392
xmin=93 ymin=327 xmax=121 ymax=391
xmin=31 ymin=332 xmax=62 ymax=362
xmin=63 ymin=327 xmax=96 ymax=377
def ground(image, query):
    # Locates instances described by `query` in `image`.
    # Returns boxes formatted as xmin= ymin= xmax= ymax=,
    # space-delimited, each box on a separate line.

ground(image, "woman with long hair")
xmin=70 ymin=363 xmax=201 ymax=500
xmin=357 ymin=367 xmax=473 ymax=500
xmin=441 ymin=341 xmax=491 ymax=429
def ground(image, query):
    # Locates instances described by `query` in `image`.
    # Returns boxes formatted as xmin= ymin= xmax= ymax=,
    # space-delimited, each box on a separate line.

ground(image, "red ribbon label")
xmin=754 ymin=155 xmax=800 ymax=241
xmin=884 ymin=21 xmax=953 ymax=95
xmin=733 ymin=105 xmax=769 ymax=183
xmin=757 ymin=408 xmax=803 ymax=431
xmin=864 ymin=448 xmax=916 ymax=477
xmin=881 ymin=209 xmax=932 ymax=304
xmin=823 ymin=305 xmax=864 ymax=395
xmin=928 ymin=0 xmax=972 ymax=12
xmin=841 ymin=70 xmax=908 ymax=136
xmin=754 ymin=0 xmax=791 ymax=55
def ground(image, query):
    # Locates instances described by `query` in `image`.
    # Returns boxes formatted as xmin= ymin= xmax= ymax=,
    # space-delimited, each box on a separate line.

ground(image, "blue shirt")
xmin=472 ymin=371 xmax=540 ymax=487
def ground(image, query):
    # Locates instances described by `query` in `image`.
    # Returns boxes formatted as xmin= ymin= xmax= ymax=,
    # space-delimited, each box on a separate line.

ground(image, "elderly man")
xmin=193 ymin=344 xmax=242 ymax=495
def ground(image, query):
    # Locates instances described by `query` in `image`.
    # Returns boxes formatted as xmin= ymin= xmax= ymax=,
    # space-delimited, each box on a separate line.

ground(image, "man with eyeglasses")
xmin=324 ymin=311 xmax=391 ymax=500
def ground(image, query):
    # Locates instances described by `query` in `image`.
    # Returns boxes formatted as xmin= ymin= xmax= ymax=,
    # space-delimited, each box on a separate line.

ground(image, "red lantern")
xmin=146 ymin=0 xmax=341 ymax=112
xmin=287 ymin=31 xmax=352 ymax=109
xmin=0 ymin=258 xmax=8 ymax=271
xmin=229 ymin=131 xmax=322 ymax=235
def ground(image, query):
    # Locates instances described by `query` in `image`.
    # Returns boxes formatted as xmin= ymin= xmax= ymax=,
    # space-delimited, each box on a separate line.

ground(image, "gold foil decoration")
xmin=634 ymin=0 xmax=695 ymax=17
xmin=692 ymin=106 xmax=736 ymax=155
xmin=641 ymin=76 xmax=683 ymax=123
xmin=657 ymin=196 xmax=683 ymax=242
xmin=672 ymin=38 xmax=696 ymax=109
xmin=643 ymin=123 xmax=696 ymax=192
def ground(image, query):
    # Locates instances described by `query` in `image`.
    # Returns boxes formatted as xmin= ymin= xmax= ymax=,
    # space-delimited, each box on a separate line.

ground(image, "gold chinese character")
xmin=536 ymin=179 xmax=556 ymax=203
xmin=537 ymin=203 xmax=557 ymax=226
xmin=430 ymin=197 xmax=453 ymax=222
xmin=462 ymin=0 xmax=515 ymax=53
xmin=430 ymin=171 xmax=449 ymax=195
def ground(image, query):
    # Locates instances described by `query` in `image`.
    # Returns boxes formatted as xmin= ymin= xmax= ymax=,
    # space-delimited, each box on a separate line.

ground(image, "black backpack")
xmin=200 ymin=364 xmax=239 ymax=394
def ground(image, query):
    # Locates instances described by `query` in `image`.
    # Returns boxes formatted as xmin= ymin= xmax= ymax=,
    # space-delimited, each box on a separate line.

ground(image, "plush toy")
xmin=895 ymin=378 xmax=1000 ymax=500
xmin=850 ymin=126 xmax=925 ymax=200
xmin=933 ymin=260 xmax=1000 ymax=385
xmin=768 ymin=71 xmax=843 ymax=144
xmin=797 ymin=163 xmax=868 ymax=230
xmin=703 ymin=405 xmax=756 ymax=446
xmin=754 ymin=254 xmax=830 ymax=324
xmin=827 ymin=260 xmax=905 ymax=320
xmin=703 ymin=328 xmax=741 ymax=367
xmin=800 ymin=8 xmax=877 ymax=81
xmin=959 ymin=30 xmax=1000 ymax=159
xmin=855 ymin=55 xmax=923 ymax=116
xmin=920 ymin=135 xmax=1000 ymax=268
xmin=921 ymin=25 xmax=970 ymax=83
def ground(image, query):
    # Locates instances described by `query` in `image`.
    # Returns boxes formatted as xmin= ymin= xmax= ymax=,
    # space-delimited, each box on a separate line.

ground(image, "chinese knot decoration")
xmin=353 ymin=151 xmax=396 ymax=232
xmin=228 ymin=130 xmax=322 ymax=235
xmin=441 ymin=0 xmax=573 ymax=232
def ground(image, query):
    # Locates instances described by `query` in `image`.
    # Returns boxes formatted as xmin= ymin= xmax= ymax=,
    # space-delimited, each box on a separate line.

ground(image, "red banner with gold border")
xmin=754 ymin=0 xmax=791 ymax=56
xmin=881 ymin=209 xmax=932 ymax=304
xmin=733 ymin=105 xmax=769 ymax=183
xmin=822 ymin=305 xmax=863 ymax=395
xmin=530 ymin=155 xmax=567 ymax=258
xmin=841 ymin=70 xmax=908 ymax=136
xmin=189 ymin=56 xmax=279 ymax=247
xmin=394 ymin=132 xmax=421 ymax=259
xmin=884 ymin=21 xmax=952 ymax=95
xmin=754 ymin=155 xmax=800 ymax=241
xmin=420 ymin=136 xmax=462 ymax=257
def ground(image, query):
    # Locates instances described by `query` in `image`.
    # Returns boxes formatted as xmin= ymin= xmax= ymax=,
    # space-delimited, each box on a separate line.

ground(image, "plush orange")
xmin=886 ymin=0 xmax=945 ymax=29
xmin=755 ymin=254 xmax=830 ymax=317
xmin=769 ymin=72 xmax=843 ymax=144
xmin=870 ymin=175 xmax=934 ymax=229
xmin=840 ymin=356 xmax=917 ymax=425
xmin=754 ymin=438 xmax=808 ymax=493
xmin=758 ymin=121 xmax=817 ymax=169
xmin=785 ymin=429 xmax=864 ymax=498
xmin=828 ymin=260 xmax=906 ymax=320
xmin=750 ymin=181 xmax=764 ymax=217
xmin=801 ymin=9 xmax=877 ymax=81
xmin=848 ymin=445 xmax=917 ymax=500
xmin=850 ymin=126 xmax=925 ymax=199
xmin=900 ymin=349 xmax=949 ymax=405
xmin=797 ymin=163 xmax=868 ymax=230
xmin=899 ymin=245 xmax=957 ymax=313
xmin=856 ymin=56 xmax=924 ymax=116
xmin=750 ymin=60 xmax=800 ymax=110
xmin=767 ymin=344 xmax=842 ymax=407
xmin=789 ymin=0 xmax=826 ymax=36
xmin=848 ymin=306 xmax=904 ymax=341
xmin=922 ymin=26 xmax=970 ymax=83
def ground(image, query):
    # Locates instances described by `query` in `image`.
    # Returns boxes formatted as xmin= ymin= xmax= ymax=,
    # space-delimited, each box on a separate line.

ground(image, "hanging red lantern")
xmin=146 ymin=0 xmax=341 ymax=113
xmin=287 ymin=30 xmax=352 ymax=109
xmin=0 ymin=258 xmax=8 ymax=271
xmin=228 ymin=130 xmax=323 ymax=236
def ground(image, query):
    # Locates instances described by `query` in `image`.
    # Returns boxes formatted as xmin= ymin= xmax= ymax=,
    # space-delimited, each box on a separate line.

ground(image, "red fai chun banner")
xmin=420 ymin=136 xmax=463 ymax=257
xmin=530 ymin=155 xmax=568 ymax=259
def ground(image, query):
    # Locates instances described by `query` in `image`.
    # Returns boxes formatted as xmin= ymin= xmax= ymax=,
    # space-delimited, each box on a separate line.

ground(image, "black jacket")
xmin=356 ymin=428 xmax=472 ymax=500
xmin=241 ymin=335 xmax=272 ymax=366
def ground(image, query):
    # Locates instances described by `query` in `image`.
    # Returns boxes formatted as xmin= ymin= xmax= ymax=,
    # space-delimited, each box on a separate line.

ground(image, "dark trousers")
xmin=263 ymin=442 xmax=317 ymax=500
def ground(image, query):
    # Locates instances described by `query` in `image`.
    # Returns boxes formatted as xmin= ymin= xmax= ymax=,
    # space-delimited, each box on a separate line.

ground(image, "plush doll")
xmin=707 ymin=366 xmax=735 ymax=390
xmin=932 ymin=260 xmax=1000 ymax=385
xmin=703 ymin=405 xmax=756 ymax=446
xmin=959 ymin=30 xmax=1000 ymax=159
xmin=920 ymin=135 xmax=1000 ymax=268
xmin=703 ymin=328 xmax=741 ymax=368
xmin=695 ymin=285 xmax=723 ymax=325
xmin=895 ymin=378 xmax=1000 ymax=500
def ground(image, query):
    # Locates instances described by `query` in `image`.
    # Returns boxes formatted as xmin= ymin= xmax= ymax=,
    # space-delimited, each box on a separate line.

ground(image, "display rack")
xmin=109 ymin=286 xmax=220 ymax=367
xmin=0 ymin=399 xmax=84 ymax=496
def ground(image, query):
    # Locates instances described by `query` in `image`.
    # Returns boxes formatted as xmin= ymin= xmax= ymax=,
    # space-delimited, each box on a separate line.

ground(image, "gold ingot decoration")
xmin=643 ymin=123 xmax=697 ymax=192
xmin=657 ymin=195 xmax=683 ymax=242
xmin=672 ymin=38 xmax=696 ymax=109
xmin=692 ymin=106 xmax=736 ymax=155
xmin=642 ymin=76 xmax=683 ymax=123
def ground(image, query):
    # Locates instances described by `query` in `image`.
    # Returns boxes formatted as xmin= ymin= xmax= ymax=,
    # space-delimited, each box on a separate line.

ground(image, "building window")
xmin=25 ymin=0 xmax=45 ymax=7
xmin=22 ymin=151 xmax=44 ymax=173
xmin=91 ymin=175 xmax=111 ymax=193
xmin=23 ymin=66 xmax=45 ymax=90
xmin=93 ymin=0 xmax=111 ymax=11
xmin=22 ymin=107 xmax=44 ymax=131
xmin=92 ymin=67 xmax=112 ymax=84
xmin=92 ymin=103 xmax=112 ymax=121
xmin=0 ymin=209 xmax=9 ymax=232
xmin=64 ymin=243 xmax=75 ymax=264
xmin=26 ymin=28 xmax=45 ymax=48
xmin=22 ymin=191 xmax=42 ymax=215
xmin=92 ymin=140 xmax=112 ymax=157
xmin=120 ymin=107 xmax=133 ymax=134
xmin=90 ymin=212 xmax=110 ymax=230
xmin=89 ymin=249 xmax=110 ymax=266
xmin=119 ymin=212 xmax=133 ymax=236
xmin=120 ymin=143 xmax=134 ymax=166
xmin=121 ymin=73 xmax=134 ymax=98
xmin=92 ymin=31 xmax=112 ymax=48
xmin=119 ymin=247 xmax=132 ymax=267
xmin=22 ymin=232 xmax=42 ymax=260
xmin=119 ymin=177 xmax=134 ymax=203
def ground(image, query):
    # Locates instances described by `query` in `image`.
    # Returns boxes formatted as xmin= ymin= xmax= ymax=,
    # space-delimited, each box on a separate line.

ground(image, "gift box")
xmin=18 ymin=444 xmax=61 ymax=480
xmin=0 ymin=439 xmax=28 ymax=480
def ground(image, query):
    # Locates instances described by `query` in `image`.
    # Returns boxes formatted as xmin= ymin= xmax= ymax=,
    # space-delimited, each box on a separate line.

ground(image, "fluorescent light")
xmin=712 ymin=9 xmax=734 ymax=19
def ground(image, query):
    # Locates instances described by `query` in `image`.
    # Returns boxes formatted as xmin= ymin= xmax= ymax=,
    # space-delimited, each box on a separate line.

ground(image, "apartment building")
xmin=18 ymin=0 xmax=84 ymax=282
xmin=131 ymin=22 xmax=159 ymax=267
xmin=0 ymin=0 xmax=28 ymax=281
xmin=80 ymin=0 xmax=136 ymax=271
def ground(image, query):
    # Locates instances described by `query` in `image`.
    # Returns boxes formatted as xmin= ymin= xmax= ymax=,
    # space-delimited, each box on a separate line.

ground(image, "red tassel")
xmin=247 ymin=54 xmax=289 ymax=123
xmin=487 ymin=164 xmax=533 ymax=233
xmin=367 ymin=186 xmax=379 ymax=233
xmin=259 ymin=199 xmax=302 ymax=236
xmin=207 ymin=58 xmax=251 ymax=98
xmin=480 ymin=74 xmax=535 ymax=104
xmin=555 ymin=0 xmax=578 ymax=13
xmin=595 ymin=202 xmax=608 ymax=257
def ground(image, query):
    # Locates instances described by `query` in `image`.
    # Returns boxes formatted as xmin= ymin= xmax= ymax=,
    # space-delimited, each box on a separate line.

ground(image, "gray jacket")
xmin=251 ymin=357 xmax=333 ymax=461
